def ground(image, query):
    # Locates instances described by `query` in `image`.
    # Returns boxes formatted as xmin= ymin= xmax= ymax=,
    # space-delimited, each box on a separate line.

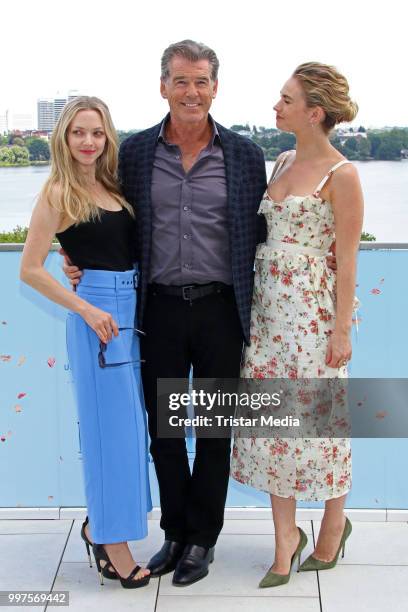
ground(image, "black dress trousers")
xmin=140 ymin=286 xmax=244 ymax=547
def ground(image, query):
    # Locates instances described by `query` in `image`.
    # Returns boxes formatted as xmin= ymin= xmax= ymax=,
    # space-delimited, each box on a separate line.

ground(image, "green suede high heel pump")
xmin=258 ymin=527 xmax=308 ymax=588
xmin=299 ymin=517 xmax=352 ymax=571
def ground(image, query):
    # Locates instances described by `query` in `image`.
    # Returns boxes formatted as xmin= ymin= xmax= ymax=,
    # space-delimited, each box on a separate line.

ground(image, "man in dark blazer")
xmin=66 ymin=39 xmax=267 ymax=586
xmin=118 ymin=40 xmax=267 ymax=586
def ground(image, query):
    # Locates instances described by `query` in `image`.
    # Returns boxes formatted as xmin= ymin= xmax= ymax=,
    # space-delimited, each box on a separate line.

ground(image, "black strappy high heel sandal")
xmin=80 ymin=516 xmax=118 ymax=580
xmin=92 ymin=543 xmax=151 ymax=588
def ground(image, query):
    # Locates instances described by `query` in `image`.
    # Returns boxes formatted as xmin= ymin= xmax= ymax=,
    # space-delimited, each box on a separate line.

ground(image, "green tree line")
xmin=0 ymin=131 xmax=139 ymax=166
xmin=1 ymin=126 xmax=407 ymax=167
xmin=231 ymin=126 xmax=408 ymax=161
xmin=0 ymin=134 xmax=50 ymax=166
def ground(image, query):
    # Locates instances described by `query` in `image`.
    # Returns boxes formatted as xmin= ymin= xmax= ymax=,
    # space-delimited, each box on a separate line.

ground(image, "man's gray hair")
xmin=161 ymin=39 xmax=219 ymax=82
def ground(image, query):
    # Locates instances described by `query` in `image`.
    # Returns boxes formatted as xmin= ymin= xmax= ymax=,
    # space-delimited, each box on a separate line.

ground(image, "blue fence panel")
xmin=0 ymin=247 xmax=407 ymax=509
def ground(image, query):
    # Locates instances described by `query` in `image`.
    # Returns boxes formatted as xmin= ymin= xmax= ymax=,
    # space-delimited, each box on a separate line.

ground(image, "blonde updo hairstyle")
xmin=293 ymin=62 xmax=358 ymax=134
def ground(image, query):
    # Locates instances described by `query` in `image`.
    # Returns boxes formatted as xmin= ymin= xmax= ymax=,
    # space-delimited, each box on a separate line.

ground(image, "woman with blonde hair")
xmin=231 ymin=63 xmax=364 ymax=587
xmin=20 ymin=96 xmax=152 ymax=588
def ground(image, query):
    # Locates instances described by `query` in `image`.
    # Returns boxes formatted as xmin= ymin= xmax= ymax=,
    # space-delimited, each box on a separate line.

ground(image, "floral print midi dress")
xmin=231 ymin=153 xmax=358 ymax=501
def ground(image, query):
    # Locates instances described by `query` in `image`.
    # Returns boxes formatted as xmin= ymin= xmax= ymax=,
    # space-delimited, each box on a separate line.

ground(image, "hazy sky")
xmin=2 ymin=0 xmax=407 ymax=130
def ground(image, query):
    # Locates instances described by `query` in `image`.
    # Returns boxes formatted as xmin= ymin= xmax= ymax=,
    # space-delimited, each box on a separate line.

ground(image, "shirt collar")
xmin=157 ymin=113 xmax=220 ymax=147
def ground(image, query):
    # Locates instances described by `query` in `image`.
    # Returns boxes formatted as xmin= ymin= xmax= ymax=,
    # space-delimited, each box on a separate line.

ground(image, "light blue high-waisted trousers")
xmin=66 ymin=268 xmax=152 ymax=544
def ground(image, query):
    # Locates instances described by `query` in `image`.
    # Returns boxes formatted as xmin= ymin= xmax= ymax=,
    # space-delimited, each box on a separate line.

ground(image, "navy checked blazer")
xmin=118 ymin=116 xmax=268 ymax=345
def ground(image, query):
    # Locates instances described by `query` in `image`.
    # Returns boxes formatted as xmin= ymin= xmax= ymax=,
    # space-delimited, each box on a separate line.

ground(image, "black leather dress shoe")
xmin=172 ymin=544 xmax=215 ymax=586
xmin=146 ymin=540 xmax=185 ymax=577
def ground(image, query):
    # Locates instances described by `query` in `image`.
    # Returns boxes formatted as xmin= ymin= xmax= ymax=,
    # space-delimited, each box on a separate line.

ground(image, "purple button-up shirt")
xmin=149 ymin=116 xmax=232 ymax=285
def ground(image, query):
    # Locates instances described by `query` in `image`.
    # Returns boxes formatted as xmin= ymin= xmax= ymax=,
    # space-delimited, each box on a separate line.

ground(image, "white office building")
xmin=67 ymin=90 xmax=81 ymax=103
xmin=37 ymin=99 xmax=54 ymax=132
xmin=37 ymin=92 xmax=82 ymax=131
xmin=54 ymin=97 xmax=67 ymax=125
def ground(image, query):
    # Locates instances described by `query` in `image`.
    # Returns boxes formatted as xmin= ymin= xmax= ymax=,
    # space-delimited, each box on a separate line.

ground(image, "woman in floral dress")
xmin=231 ymin=62 xmax=364 ymax=587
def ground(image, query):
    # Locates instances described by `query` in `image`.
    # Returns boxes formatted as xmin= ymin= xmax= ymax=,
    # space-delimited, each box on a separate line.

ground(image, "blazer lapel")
xmin=137 ymin=122 xmax=162 ymax=214
xmin=133 ymin=121 xmax=163 ymax=262
xmin=216 ymin=122 xmax=242 ymax=233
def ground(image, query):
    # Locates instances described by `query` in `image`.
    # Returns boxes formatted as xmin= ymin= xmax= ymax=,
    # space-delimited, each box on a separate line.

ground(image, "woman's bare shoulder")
xmin=331 ymin=161 xmax=360 ymax=187
xmin=329 ymin=161 xmax=363 ymax=208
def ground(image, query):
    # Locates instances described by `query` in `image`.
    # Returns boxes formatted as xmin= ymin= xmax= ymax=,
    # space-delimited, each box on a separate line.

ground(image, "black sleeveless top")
xmin=56 ymin=207 xmax=136 ymax=272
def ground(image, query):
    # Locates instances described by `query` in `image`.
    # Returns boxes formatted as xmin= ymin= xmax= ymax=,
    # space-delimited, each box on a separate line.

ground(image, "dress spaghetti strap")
xmin=313 ymin=160 xmax=352 ymax=197
xmin=269 ymin=150 xmax=293 ymax=184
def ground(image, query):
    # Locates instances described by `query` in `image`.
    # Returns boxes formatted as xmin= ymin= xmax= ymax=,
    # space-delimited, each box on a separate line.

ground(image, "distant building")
xmin=258 ymin=131 xmax=277 ymax=139
xmin=37 ymin=99 xmax=54 ymax=132
xmin=67 ymin=90 xmax=81 ymax=103
xmin=22 ymin=129 xmax=50 ymax=140
xmin=54 ymin=97 xmax=67 ymax=125
xmin=337 ymin=127 xmax=367 ymax=146
xmin=32 ymin=130 xmax=50 ymax=140
xmin=237 ymin=130 xmax=253 ymax=138
xmin=37 ymin=92 xmax=81 ymax=132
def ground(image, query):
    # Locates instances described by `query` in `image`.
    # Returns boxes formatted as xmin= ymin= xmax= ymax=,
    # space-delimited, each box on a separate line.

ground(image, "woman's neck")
xmin=76 ymin=163 xmax=97 ymax=187
xmin=294 ymin=129 xmax=334 ymax=162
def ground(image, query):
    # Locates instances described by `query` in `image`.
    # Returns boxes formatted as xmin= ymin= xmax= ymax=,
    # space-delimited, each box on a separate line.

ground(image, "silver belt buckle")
xmin=182 ymin=285 xmax=195 ymax=301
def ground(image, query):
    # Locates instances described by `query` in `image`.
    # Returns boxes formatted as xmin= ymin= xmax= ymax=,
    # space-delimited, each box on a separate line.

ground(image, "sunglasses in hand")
xmin=98 ymin=327 xmax=146 ymax=369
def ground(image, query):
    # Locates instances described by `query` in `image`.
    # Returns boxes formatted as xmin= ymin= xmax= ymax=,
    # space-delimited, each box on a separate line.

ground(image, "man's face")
xmin=160 ymin=56 xmax=218 ymax=125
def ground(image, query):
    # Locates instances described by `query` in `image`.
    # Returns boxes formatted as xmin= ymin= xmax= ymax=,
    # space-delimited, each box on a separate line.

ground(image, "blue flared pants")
xmin=66 ymin=268 xmax=152 ymax=544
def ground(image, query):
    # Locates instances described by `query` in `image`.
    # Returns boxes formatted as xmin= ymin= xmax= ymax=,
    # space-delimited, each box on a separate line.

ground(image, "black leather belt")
xmin=148 ymin=282 xmax=233 ymax=303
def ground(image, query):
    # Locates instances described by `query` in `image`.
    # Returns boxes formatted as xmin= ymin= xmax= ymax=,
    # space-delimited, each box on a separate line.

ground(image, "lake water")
xmin=0 ymin=161 xmax=407 ymax=242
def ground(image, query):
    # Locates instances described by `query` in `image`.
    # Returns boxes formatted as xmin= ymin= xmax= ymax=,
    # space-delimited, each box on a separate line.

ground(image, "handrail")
xmin=1 ymin=243 xmax=407 ymax=252
xmin=0 ymin=243 xmax=61 ymax=251
xmin=358 ymin=243 xmax=408 ymax=250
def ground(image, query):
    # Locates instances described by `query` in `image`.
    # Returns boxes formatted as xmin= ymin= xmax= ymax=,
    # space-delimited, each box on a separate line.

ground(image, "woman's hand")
xmin=82 ymin=305 xmax=119 ymax=343
xmin=326 ymin=240 xmax=337 ymax=271
xmin=325 ymin=329 xmax=352 ymax=368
